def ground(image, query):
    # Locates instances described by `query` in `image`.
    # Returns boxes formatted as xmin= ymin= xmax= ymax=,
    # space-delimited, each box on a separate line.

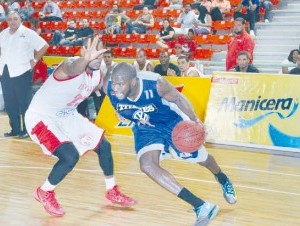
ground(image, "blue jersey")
xmin=107 ymin=71 xmax=189 ymax=126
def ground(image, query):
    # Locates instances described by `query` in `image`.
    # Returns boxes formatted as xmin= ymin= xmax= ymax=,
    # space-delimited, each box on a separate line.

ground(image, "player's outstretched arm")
xmin=157 ymin=77 xmax=199 ymax=122
xmin=54 ymin=37 xmax=106 ymax=80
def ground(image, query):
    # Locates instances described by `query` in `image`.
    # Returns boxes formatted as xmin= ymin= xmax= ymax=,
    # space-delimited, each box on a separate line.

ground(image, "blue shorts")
xmin=132 ymin=117 xmax=208 ymax=163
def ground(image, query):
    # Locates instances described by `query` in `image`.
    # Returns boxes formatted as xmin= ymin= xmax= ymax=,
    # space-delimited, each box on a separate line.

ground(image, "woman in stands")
xmin=156 ymin=18 xmax=176 ymax=49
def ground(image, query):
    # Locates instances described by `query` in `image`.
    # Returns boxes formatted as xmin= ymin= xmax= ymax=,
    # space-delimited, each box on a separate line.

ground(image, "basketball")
xmin=171 ymin=121 xmax=206 ymax=153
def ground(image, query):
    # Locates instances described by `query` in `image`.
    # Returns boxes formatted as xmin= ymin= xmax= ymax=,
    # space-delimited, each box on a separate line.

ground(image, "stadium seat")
xmin=22 ymin=21 xmax=31 ymax=28
xmin=46 ymin=46 xmax=59 ymax=55
xmin=193 ymin=48 xmax=213 ymax=60
xmin=117 ymin=34 xmax=137 ymax=46
xmin=194 ymin=34 xmax=213 ymax=46
xmin=259 ymin=7 xmax=266 ymax=22
xmin=211 ymin=20 xmax=234 ymax=33
xmin=50 ymin=21 xmax=68 ymax=30
xmin=38 ymin=21 xmax=51 ymax=31
xmin=211 ymin=34 xmax=232 ymax=51
xmin=144 ymin=48 xmax=161 ymax=59
xmin=40 ymin=33 xmax=54 ymax=43
xmin=31 ymin=1 xmax=45 ymax=9
xmin=119 ymin=0 xmax=139 ymax=8
xmin=89 ymin=21 xmax=106 ymax=31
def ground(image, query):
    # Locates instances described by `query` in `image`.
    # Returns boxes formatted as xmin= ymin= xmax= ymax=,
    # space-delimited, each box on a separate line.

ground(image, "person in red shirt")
xmin=177 ymin=28 xmax=198 ymax=59
xmin=226 ymin=17 xmax=255 ymax=71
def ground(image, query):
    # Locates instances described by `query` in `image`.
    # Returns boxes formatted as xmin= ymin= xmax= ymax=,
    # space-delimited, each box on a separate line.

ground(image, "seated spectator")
xmin=289 ymin=59 xmax=300 ymax=75
xmin=177 ymin=28 xmax=198 ymax=59
xmin=167 ymin=0 xmax=183 ymax=9
xmin=234 ymin=0 xmax=260 ymax=37
xmin=105 ymin=4 xmax=130 ymax=34
xmin=281 ymin=49 xmax=300 ymax=74
xmin=67 ymin=19 xmax=94 ymax=46
xmin=192 ymin=7 xmax=212 ymax=35
xmin=192 ymin=0 xmax=212 ymax=24
xmin=0 ymin=3 xmax=5 ymax=22
xmin=175 ymin=3 xmax=198 ymax=35
xmin=50 ymin=19 xmax=77 ymax=46
xmin=177 ymin=55 xmax=204 ymax=77
xmin=156 ymin=19 xmax=176 ymax=49
xmin=170 ymin=43 xmax=184 ymax=61
xmin=210 ymin=0 xmax=231 ymax=21
xmin=19 ymin=0 xmax=34 ymax=21
xmin=7 ymin=0 xmax=20 ymax=12
xmin=134 ymin=0 xmax=158 ymax=10
xmin=154 ymin=51 xmax=180 ymax=76
xmin=231 ymin=51 xmax=259 ymax=72
xmin=126 ymin=7 xmax=154 ymax=34
xmin=133 ymin=49 xmax=154 ymax=72
xmin=100 ymin=50 xmax=118 ymax=76
xmin=40 ymin=0 xmax=62 ymax=22
xmin=260 ymin=0 xmax=273 ymax=23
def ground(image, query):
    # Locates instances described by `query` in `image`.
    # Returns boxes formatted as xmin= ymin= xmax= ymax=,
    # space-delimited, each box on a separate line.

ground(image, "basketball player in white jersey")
xmin=25 ymin=37 xmax=137 ymax=217
xmin=177 ymin=55 xmax=205 ymax=77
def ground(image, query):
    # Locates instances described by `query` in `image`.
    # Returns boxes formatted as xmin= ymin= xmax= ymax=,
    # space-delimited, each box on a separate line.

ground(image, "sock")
xmin=104 ymin=177 xmax=116 ymax=190
xmin=177 ymin=187 xmax=205 ymax=208
xmin=41 ymin=179 xmax=56 ymax=191
xmin=215 ymin=170 xmax=228 ymax=185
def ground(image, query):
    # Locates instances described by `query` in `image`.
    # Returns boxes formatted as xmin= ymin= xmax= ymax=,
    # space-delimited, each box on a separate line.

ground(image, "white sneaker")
xmin=250 ymin=30 xmax=255 ymax=38
xmin=264 ymin=19 xmax=269 ymax=23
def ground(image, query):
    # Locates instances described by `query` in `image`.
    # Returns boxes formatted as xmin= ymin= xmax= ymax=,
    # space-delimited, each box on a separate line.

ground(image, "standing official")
xmin=0 ymin=11 xmax=48 ymax=138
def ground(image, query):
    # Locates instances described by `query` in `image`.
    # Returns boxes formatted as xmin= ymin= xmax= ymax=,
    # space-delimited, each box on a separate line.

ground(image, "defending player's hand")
xmin=81 ymin=36 xmax=107 ymax=63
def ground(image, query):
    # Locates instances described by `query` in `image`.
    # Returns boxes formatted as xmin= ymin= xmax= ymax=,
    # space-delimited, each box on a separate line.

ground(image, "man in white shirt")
xmin=0 ymin=11 xmax=49 ymax=138
xmin=177 ymin=55 xmax=205 ymax=77
xmin=175 ymin=3 xmax=198 ymax=35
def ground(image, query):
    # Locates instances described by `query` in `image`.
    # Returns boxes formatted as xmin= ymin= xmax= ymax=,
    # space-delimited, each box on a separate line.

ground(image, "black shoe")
xmin=4 ymin=131 xmax=18 ymax=137
xmin=18 ymin=132 xmax=29 ymax=139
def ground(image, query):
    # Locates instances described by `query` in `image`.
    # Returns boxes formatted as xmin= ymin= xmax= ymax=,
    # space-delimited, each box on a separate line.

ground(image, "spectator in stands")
xmin=260 ymin=0 xmax=273 ymax=23
xmin=226 ymin=17 xmax=255 ymax=71
xmin=133 ymin=49 xmax=154 ymax=72
xmin=210 ymin=0 xmax=231 ymax=21
xmin=192 ymin=0 xmax=212 ymax=24
xmin=156 ymin=18 xmax=176 ymax=49
xmin=0 ymin=3 xmax=5 ymax=22
xmin=134 ymin=0 xmax=158 ymax=10
xmin=192 ymin=7 xmax=212 ymax=35
xmin=40 ymin=0 xmax=62 ymax=22
xmin=231 ymin=51 xmax=259 ymax=72
xmin=50 ymin=19 xmax=77 ymax=46
xmin=100 ymin=50 xmax=118 ymax=76
xmin=167 ymin=0 xmax=183 ymax=9
xmin=126 ymin=6 xmax=154 ymax=34
xmin=289 ymin=58 xmax=300 ymax=75
xmin=154 ymin=51 xmax=180 ymax=76
xmin=175 ymin=3 xmax=198 ymax=35
xmin=281 ymin=49 xmax=300 ymax=74
xmin=7 ymin=0 xmax=20 ymax=12
xmin=67 ymin=19 xmax=94 ymax=46
xmin=234 ymin=0 xmax=260 ymax=37
xmin=170 ymin=43 xmax=184 ymax=61
xmin=177 ymin=28 xmax=198 ymax=59
xmin=177 ymin=55 xmax=204 ymax=77
xmin=19 ymin=0 xmax=34 ymax=21
xmin=105 ymin=4 xmax=130 ymax=34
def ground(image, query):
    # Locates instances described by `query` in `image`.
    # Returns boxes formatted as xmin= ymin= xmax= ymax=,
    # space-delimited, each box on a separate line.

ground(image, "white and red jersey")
xmin=29 ymin=69 xmax=102 ymax=118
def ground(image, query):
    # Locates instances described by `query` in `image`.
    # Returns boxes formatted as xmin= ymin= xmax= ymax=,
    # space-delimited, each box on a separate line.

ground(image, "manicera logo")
xmin=217 ymin=96 xmax=298 ymax=128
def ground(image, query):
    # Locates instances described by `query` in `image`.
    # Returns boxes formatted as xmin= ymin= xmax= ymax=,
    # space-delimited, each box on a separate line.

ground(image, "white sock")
xmin=40 ymin=179 xmax=56 ymax=191
xmin=104 ymin=177 xmax=116 ymax=190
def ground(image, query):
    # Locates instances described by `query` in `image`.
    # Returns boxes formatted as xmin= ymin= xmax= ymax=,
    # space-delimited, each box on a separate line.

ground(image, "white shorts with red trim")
xmin=25 ymin=109 xmax=104 ymax=156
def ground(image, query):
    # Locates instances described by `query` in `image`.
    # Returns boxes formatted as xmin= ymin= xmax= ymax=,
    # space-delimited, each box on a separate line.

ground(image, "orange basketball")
xmin=171 ymin=121 xmax=206 ymax=153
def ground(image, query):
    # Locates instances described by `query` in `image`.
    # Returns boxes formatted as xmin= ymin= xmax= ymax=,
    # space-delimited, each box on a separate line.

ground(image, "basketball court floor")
xmin=0 ymin=112 xmax=299 ymax=226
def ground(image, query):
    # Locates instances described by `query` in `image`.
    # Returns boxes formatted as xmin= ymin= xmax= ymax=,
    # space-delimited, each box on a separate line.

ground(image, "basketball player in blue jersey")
xmin=103 ymin=62 xmax=237 ymax=226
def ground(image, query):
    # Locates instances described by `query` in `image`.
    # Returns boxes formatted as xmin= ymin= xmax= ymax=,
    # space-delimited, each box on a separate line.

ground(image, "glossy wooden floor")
xmin=0 ymin=112 xmax=300 ymax=226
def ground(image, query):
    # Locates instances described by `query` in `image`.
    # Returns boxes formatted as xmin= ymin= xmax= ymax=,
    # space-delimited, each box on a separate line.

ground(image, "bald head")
xmin=111 ymin=62 xmax=137 ymax=81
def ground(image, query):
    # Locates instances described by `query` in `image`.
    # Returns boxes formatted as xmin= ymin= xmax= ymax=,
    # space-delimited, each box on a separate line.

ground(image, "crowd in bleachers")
xmin=1 ymin=0 xmax=299 ymax=77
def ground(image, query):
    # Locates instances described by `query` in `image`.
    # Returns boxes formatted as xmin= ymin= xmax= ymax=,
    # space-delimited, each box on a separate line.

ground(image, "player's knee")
xmin=54 ymin=143 xmax=80 ymax=168
xmin=139 ymin=161 xmax=156 ymax=176
xmin=95 ymin=137 xmax=112 ymax=156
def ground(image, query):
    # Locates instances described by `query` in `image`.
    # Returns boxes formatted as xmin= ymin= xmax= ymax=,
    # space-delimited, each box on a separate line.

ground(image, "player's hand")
xmin=167 ymin=68 xmax=176 ymax=76
xmin=81 ymin=36 xmax=106 ymax=62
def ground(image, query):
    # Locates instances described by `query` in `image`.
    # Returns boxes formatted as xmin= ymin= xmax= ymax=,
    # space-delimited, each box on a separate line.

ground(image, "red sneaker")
xmin=105 ymin=185 xmax=137 ymax=207
xmin=34 ymin=187 xmax=65 ymax=217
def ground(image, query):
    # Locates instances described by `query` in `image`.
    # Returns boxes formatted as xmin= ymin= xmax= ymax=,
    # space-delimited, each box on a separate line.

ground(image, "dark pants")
xmin=0 ymin=66 xmax=33 ymax=134
xmin=234 ymin=9 xmax=259 ymax=30
xmin=41 ymin=16 xmax=62 ymax=22
xmin=210 ymin=7 xmax=224 ymax=21
xmin=126 ymin=22 xmax=147 ymax=34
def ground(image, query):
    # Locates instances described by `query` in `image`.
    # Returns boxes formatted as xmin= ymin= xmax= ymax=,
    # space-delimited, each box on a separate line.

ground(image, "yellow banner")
xmin=205 ymin=72 xmax=300 ymax=149
xmin=96 ymin=77 xmax=211 ymax=136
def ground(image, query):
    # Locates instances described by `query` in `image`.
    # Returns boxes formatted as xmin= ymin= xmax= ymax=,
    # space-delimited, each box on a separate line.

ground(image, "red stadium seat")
xmin=31 ymin=1 xmax=45 ymax=9
xmin=211 ymin=20 xmax=234 ymax=33
xmin=144 ymin=48 xmax=161 ymax=59
xmin=194 ymin=48 xmax=213 ymax=60
xmin=40 ymin=33 xmax=54 ymax=43
xmin=194 ymin=34 xmax=213 ymax=46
